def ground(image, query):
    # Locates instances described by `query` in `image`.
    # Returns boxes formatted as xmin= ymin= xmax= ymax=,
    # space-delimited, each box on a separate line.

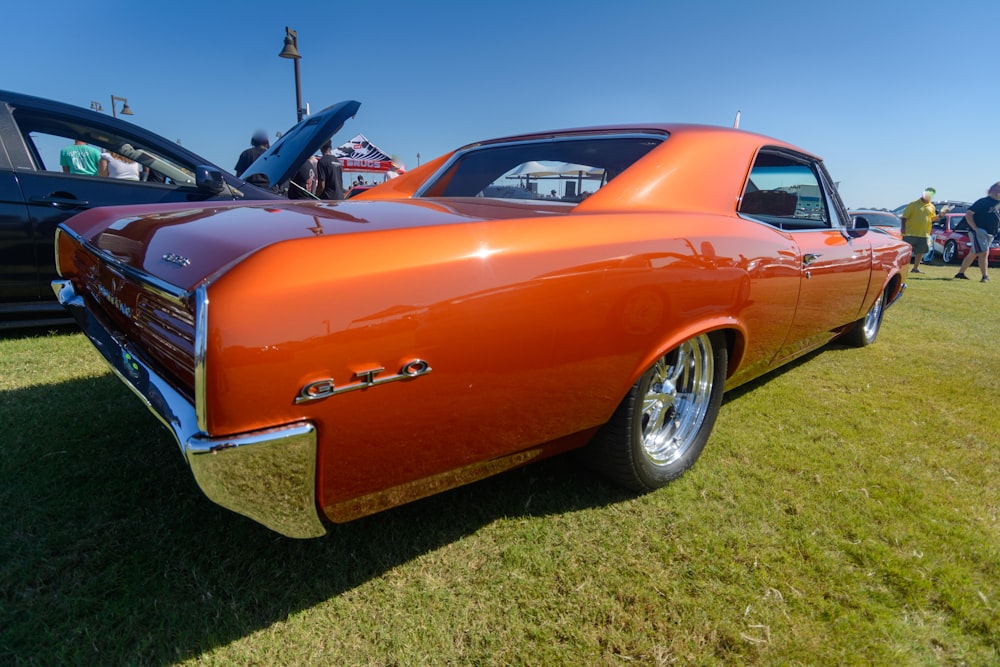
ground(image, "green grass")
xmin=2 ymin=260 xmax=998 ymax=665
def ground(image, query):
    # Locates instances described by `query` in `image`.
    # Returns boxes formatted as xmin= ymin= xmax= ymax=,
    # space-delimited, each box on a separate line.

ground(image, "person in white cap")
xmin=900 ymin=187 xmax=940 ymax=273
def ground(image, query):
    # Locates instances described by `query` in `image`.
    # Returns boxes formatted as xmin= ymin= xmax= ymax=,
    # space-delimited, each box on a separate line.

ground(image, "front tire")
xmin=587 ymin=332 xmax=727 ymax=492
xmin=943 ymin=240 xmax=958 ymax=264
xmin=843 ymin=290 xmax=884 ymax=347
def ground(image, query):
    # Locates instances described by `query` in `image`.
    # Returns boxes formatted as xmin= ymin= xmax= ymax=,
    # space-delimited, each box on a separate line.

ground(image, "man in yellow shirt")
xmin=901 ymin=187 xmax=940 ymax=273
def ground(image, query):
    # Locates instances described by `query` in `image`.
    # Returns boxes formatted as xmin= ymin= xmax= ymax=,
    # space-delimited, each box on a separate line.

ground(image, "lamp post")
xmin=90 ymin=101 xmax=103 ymax=112
xmin=279 ymin=26 xmax=304 ymax=122
xmin=110 ymin=95 xmax=133 ymax=118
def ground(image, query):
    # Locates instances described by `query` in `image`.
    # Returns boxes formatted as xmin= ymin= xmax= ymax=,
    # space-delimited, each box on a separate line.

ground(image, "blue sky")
xmin=6 ymin=0 xmax=995 ymax=208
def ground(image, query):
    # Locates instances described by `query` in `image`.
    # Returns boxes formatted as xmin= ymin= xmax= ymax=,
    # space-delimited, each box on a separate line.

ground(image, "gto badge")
xmin=162 ymin=253 xmax=191 ymax=267
xmin=295 ymin=359 xmax=432 ymax=404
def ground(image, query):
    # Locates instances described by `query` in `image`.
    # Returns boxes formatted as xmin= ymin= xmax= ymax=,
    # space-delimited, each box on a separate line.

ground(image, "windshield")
xmin=418 ymin=135 xmax=663 ymax=202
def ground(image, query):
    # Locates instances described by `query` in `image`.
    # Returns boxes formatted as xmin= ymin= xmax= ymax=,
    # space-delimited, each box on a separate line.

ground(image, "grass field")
xmin=1 ymin=260 xmax=998 ymax=665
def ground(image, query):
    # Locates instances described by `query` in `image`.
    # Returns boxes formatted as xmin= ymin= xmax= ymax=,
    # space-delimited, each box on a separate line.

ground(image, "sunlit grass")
xmin=1 ymin=260 xmax=997 ymax=665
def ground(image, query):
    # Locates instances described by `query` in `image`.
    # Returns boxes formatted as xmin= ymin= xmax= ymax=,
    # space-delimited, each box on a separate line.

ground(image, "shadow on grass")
xmin=0 ymin=373 xmax=631 ymax=664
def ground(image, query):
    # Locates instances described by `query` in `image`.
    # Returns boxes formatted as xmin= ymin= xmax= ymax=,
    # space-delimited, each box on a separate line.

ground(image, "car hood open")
xmin=240 ymin=100 xmax=361 ymax=189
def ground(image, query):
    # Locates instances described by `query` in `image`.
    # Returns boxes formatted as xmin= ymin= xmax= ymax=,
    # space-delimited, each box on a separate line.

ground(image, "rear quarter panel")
xmin=202 ymin=210 xmax=803 ymax=514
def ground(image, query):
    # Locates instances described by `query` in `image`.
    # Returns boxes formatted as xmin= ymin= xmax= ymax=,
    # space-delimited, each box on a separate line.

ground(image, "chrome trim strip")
xmin=57 ymin=225 xmax=188 ymax=305
xmin=193 ymin=285 xmax=209 ymax=433
xmin=52 ymin=279 xmax=326 ymax=538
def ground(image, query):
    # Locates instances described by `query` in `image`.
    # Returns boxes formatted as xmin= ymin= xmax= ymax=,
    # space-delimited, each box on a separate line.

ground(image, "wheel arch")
xmin=619 ymin=319 xmax=745 ymax=400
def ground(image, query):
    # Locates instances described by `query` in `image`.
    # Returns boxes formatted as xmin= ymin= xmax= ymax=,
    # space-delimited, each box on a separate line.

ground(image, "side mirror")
xmin=195 ymin=165 xmax=225 ymax=195
xmin=848 ymin=215 xmax=870 ymax=239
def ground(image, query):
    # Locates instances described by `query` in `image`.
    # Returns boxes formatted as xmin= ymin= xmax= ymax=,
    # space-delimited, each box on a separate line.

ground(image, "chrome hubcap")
xmin=863 ymin=293 xmax=884 ymax=340
xmin=640 ymin=334 xmax=714 ymax=466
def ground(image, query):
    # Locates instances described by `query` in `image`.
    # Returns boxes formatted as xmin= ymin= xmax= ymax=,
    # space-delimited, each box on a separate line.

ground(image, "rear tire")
xmin=587 ymin=332 xmax=727 ymax=492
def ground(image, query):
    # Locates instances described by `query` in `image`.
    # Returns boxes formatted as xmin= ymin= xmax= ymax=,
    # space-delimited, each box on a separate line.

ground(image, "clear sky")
xmin=5 ymin=0 xmax=995 ymax=209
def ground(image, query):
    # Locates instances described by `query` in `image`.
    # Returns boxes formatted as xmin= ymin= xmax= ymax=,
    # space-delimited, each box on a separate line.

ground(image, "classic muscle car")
xmin=53 ymin=119 xmax=911 ymax=538
xmin=0 ymin=89 xmax=357 ymax=328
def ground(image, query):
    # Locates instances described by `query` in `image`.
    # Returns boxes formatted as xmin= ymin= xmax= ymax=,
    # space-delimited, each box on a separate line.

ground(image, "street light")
xmin=90 ymin=101 xmax=103 ymax=112
xmin=278 ymin=26 xmax=304 ymax=122
xmin=110 ymin=95 xmax=133 ymax=118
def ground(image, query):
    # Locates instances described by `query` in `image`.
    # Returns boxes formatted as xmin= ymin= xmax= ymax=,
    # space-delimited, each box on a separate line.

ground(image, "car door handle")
xmin=803 ymin=253 xmax=822 ymax=266
xmin=30 ymin=195 xmax=90 ymax=209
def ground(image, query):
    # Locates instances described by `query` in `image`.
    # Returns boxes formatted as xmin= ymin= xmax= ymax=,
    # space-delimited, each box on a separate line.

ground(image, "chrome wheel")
xmin=844 ymin=290 xmax=885 ymax=347
xmin=586 ymin=332 xmax=727 ymax=492
xmin=943 ymin=240 xmax=957 ymax=264
xmin=861 ymin=292 xmax=884 ymax=342
xmin=639 ymin=335 xmax=715 ymax=466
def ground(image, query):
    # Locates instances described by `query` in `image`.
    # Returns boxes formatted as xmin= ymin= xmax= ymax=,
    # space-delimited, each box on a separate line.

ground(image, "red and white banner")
xmin=333 ymin=134 xmax=399 ymax=173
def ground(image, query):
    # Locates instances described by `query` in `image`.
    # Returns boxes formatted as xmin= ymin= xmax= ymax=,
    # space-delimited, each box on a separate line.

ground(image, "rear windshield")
xmin=418 ymin=135 xmax=663 ymax=203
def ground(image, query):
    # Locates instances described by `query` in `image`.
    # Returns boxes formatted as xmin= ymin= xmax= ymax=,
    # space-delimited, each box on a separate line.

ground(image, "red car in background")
xmin=931 ymin=213 xmax=1000 ymax=264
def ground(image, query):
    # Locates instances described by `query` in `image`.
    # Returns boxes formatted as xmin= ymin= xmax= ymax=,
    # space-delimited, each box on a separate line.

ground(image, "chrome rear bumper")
xmin=52 ymin=279 xmax=327 ymax=538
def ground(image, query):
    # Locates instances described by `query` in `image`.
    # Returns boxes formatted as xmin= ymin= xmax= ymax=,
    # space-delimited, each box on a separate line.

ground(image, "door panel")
xmin=0 ymin=171 xmax=34 ymax=300
xmin=779 ymin=229 xmax=872 ymax=358
xmin=16 ymin=171 xmax=209 ymax=296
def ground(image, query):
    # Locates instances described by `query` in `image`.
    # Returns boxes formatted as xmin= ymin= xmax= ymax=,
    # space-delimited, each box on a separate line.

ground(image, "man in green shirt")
xmin=59 ymin=140 xmax=101 ymax=175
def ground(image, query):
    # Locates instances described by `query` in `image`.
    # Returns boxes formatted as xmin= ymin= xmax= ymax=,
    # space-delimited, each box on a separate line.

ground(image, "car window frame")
xmin=738 ymin=147 xmax=841 ymax=231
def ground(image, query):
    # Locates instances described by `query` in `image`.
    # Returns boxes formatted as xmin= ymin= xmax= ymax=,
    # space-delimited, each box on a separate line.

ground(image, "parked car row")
xmin=52 ymin=113 xmax=912 ymax=536
xmin=0 ymin=90 xmax=357 ymax=328
xmin=857 ymin=206 xmax=1000 ymax=266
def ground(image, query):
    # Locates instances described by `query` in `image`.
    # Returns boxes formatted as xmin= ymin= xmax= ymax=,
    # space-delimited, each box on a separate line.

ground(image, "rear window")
xmin=419 ymin=135 xmax=663 ymax=202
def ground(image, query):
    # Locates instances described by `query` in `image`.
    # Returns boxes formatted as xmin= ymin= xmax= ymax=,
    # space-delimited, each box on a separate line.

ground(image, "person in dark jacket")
xmin=954 ymin=181 xmax=1000 ymax=283
xmin=315 ymin=140 xmax=345 ymax=200
xmin=234 ymin=130 xmax=269 ymax=177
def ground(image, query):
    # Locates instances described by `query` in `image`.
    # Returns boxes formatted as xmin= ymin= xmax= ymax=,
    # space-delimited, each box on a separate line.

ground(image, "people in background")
xmin=234 ymin=130 xmax=269 ymax=177
xmin=288 ymin=158 xmax=316 ymax=199
xmin=900 ymin=187 xmax=939 ymax=273
xmin=315 ymin=140 xmax=345 ymax=200
xmin=99 ymin=151 xmax=141 ymax=180
xmin=59 ymin=140 xmax=101 ymax=175
xmin=954 ymin=181 xmax=1000 ymax=283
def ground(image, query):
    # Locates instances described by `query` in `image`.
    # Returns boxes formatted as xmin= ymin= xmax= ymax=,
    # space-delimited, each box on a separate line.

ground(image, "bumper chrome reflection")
xmin=52 ymin=279 xmax=326 ymax=538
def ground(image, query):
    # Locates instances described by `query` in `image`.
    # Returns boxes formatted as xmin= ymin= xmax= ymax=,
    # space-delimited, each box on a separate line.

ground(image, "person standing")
xmin=234 ymin=130 xmax=269 ymax=177
xmin=287 ymin=159 xmax=316 ymax=199
xmin=900 ymin=187 xmax=939 ymax=273
xmin=315 ymin=140 xmax=345 ymax=200
xmin=953 ymin=181 xmax=1000 ymax=283
xmin=59 ymin=140 xmax=101 ymax=175
xmin=99 ymin=151 xmax=141 ymax=180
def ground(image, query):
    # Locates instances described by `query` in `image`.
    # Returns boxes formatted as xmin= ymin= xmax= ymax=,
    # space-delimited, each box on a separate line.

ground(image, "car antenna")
xmin=733 ymin=110 xmax=741 ymax=129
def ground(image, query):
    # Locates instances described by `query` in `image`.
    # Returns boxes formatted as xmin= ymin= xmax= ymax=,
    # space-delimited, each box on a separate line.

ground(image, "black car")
xmin=0 ymin=90 xmax=358 ymax=328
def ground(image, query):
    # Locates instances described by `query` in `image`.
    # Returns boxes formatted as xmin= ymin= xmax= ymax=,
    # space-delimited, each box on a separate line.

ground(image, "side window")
xmin=13 ymin=108 xmax=194 ymax=185
xmin=739 ymin=151 xmax=830 ymax=229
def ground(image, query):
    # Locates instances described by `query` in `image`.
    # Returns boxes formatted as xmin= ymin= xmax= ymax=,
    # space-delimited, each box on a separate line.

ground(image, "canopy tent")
xmin=332 ymin=134 xmax=401 ymax=173
xmin=507 ymin=161 xmax=606 ymax=197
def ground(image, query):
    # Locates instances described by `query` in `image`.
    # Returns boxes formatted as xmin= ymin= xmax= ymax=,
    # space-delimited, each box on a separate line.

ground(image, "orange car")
xmin=53 ymin=117 xmax=911 ymax=537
